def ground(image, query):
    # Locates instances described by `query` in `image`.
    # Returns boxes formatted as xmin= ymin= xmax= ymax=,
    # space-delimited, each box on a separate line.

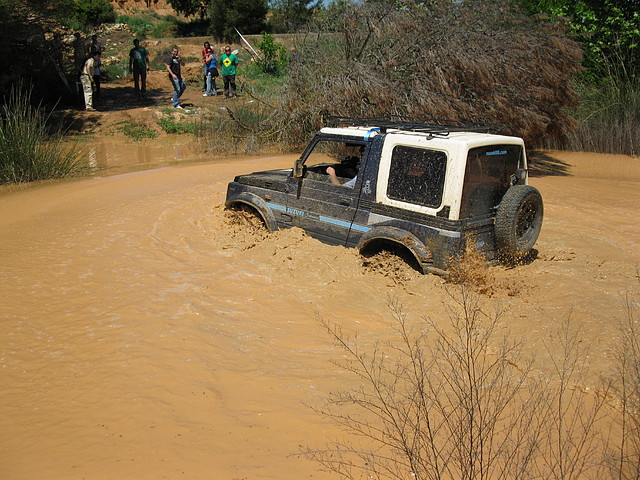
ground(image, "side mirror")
xmin=293 ymin=158 xmax=304 ymax=178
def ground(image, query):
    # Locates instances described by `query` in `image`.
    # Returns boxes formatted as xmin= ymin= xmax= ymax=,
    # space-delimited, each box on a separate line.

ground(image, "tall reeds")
xmin=0 ymin=86 xmax=84 ymax=184
xmin=544 ymin=79 xmax=640 ymax=156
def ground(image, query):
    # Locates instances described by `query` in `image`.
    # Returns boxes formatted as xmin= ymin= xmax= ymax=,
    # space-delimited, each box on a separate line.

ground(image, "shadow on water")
xmin=82 ymin=140 xmax=201 ymax=175
xmin=528 ymin=150 xmax=571 ymax=177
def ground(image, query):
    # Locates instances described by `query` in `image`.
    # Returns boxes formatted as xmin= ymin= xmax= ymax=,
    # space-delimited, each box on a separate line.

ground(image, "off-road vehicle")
xmin=225 ymin=116 xmax=543 ymax=274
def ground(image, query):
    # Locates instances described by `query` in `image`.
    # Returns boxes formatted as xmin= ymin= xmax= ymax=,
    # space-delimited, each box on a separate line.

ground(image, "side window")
xmin=387 ymin=146 xmax=447 ymax=208
xmin=303 ymin=140 xmax=364 ymax=182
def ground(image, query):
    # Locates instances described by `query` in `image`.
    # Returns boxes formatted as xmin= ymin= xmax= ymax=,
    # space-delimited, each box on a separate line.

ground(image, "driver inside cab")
xmin=326 ymin=144 xmax=364 ymax=187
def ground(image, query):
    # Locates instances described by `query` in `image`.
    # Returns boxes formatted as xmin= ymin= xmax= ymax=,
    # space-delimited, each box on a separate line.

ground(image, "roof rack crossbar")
xmin=324 ymin=115 xmax=504 ymax=136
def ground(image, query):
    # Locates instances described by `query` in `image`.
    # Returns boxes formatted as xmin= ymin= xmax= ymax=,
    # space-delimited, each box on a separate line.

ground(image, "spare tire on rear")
xmin=494 ymin=185 xmax=543 ymax=260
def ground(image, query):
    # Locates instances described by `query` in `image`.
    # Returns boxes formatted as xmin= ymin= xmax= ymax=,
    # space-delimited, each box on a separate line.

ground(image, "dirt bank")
xmin=0 ymin=151 xmax=639 ymax=479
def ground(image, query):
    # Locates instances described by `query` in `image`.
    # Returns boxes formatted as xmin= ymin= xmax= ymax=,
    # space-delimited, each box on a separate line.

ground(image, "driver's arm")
xmin=326 ymin=166 xmax=342 ymax=186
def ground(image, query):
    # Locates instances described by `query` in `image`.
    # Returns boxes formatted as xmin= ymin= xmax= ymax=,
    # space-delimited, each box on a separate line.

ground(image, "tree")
xmin=0 ymin=0 xmax=76 ymax=102
xmin=268 ymin=0 xmax=321 ymax=33
xmin=73 ymin=0 xmax=116 ymax=27
xmin=166 ymin=0 xmax=208 ymax=18
xmin=518 ymin=0 xmax=640 ymax=82
xmin=209 ymin=0 xmax=267 ymax=41
xmin=255 ymin=32 xmax=289 ymax=74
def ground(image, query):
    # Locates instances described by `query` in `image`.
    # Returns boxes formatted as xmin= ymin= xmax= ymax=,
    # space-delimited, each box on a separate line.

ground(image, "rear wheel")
xmin=360 ymin=239 xmax=423 ymax=273
xmin=495 ymin=185 xmax=543 ymax=260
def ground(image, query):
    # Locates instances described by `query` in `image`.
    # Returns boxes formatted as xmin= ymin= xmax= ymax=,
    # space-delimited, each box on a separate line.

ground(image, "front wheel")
xmin=494 ymin=185 xmax=543 ymax=260
xmin=226 ymin=203 xmax=274 ymax=232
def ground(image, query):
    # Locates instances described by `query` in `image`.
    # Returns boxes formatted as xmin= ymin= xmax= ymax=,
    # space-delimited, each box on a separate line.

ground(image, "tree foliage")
xmin=0 ymin=0 xmax=116 ymax=103
xmin=256 ymin=32 xmax=289 ymax=74
xmin=209 ymin=0 xmax=267 ymax=41
xmin=166 ymin=0 xmax=208 ymax=18
xmin=268 ymin=0 xmax=320 ymax=33
xmin=518 ymin=0 xmax=640 ymax=82
xmin=0 ymin=0 xmax=67 ymax=101
xmin=72 ymin=0 xmax=116 ymax=27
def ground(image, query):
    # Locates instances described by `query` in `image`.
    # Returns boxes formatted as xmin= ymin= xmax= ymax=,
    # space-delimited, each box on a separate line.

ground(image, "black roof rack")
xmin=323 ymin=115 xmax=504 ymax=136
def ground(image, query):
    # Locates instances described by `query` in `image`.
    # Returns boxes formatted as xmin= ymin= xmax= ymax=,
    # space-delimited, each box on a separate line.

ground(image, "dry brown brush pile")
xmin=277 ymin=0 xmax=582 ymax=146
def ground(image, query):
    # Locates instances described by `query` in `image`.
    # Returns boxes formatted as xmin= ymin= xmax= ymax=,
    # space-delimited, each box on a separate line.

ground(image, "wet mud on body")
xmin=0 ymin=151 xmax=639 ymax=479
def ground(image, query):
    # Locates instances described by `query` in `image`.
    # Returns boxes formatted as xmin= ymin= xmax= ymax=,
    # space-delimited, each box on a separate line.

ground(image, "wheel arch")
xmin=225 ymin=191 xmax=279 ymax=232
xmin=357 ymin=226 xmax=433 ymax=274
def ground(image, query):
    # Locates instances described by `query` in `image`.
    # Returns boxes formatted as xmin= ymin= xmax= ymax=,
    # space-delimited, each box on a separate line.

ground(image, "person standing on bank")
xmin=220 ymin=46 xmax=238 ymax=98
xmin=80 ymin=51 xmax=100 ymax=111
xmin=166 ymin=46 xmax=186 ymax=108
xmin=129 ymin=39 xmax=149 ymax=100
xmin=88 ymin=34 xmax=104 ymax=56
xmin=203 ymin=47 xmax=218 ymax=97
xmin=201 ymin=41 xmax=211 ymax=90
xmin=88 ymin=34 xmax=105 ymax=97
xmin=92 ymin=51 xmax=102 ymax=98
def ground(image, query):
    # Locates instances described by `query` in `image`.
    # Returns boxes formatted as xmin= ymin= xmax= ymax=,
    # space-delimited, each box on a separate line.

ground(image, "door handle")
xmin=339 ymin=197 xmax=351 ymax=206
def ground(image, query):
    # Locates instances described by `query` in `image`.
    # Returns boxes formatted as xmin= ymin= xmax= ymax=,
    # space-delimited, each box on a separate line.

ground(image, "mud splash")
xmin=0 ymin=151 xmax=639 ymax=479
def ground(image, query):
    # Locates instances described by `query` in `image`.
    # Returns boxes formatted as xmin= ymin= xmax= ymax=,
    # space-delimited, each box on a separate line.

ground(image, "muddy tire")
xmin=227 ymin=203 xmax=272 ymax=232
xmin=495 ymin=185 xmax=543 ymax=259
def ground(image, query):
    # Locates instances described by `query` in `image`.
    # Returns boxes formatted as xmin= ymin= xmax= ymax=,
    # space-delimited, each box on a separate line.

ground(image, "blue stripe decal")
xmin=267 ymin=201 xmax=371 ymax=233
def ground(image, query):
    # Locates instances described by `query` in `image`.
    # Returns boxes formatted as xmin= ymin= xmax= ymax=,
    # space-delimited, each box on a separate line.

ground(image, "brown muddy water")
xmin=80 ymin=136 xmax=212 ymax=175
xmin=1 ymin=147 xmax=639 ymax=479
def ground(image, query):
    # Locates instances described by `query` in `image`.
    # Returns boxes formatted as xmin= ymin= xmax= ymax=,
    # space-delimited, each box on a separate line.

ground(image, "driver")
xmin=326 ymin=144 xmax=364 ymax=188
xmin=327 ymin=166 xmax=357 ymax=188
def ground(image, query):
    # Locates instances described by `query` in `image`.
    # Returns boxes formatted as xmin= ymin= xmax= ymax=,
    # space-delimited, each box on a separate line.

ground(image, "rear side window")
xmin=387 ymin=146 xmax=447 ymax=208
xmin=459 ymin=145 xmax=522 ymax=218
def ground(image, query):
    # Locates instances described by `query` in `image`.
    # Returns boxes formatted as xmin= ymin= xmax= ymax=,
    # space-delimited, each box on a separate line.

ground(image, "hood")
xmin=234 ymin=169 xmax=292 ymax=191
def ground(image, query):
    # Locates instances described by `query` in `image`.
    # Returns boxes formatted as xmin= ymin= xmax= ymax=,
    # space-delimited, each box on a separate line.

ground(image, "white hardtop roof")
xmin=319 ymin=126 xmax=524 ymax=146
xmin=320 ymin=126 xmax=382 ymax=138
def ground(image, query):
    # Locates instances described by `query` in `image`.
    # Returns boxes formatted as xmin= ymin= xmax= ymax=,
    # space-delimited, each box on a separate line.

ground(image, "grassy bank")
xmin=0 ymin=88 xmax=85 ymax=184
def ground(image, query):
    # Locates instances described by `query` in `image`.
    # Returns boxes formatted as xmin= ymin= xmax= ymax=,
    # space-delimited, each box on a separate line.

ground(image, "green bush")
xmin=73 ymin=0 xmax=116 ymax=27
xmin=118 ymin=13 xmax=179 ymax=38
xmin=150 ymin=20 xmax=177 ymax=38
xmin=101 ymin=62 xmax=128 ymax=80
xmin=175 ymin=18 xmax=209 ymax=37
xmin=0 ymin=87 xmax=85 ymax=184
xmin=242 ymin=60 xmax=287 ymax=94
xmin=118 ymin=14 xmax=153 ymax=37
xmin=121 ymin=121 xmax=157 ymax=141
xmin=256 ymin=33 xmax=289 ymax=75
xmin=158 ymin=117 xmax=196 ymax=134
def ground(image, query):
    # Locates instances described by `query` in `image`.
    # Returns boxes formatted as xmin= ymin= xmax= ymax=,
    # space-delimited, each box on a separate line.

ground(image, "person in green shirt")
xmin=129 ymin=39 xmax=149 ymax=99
xmin=219 ymin=45 xmax=239 ymax=98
